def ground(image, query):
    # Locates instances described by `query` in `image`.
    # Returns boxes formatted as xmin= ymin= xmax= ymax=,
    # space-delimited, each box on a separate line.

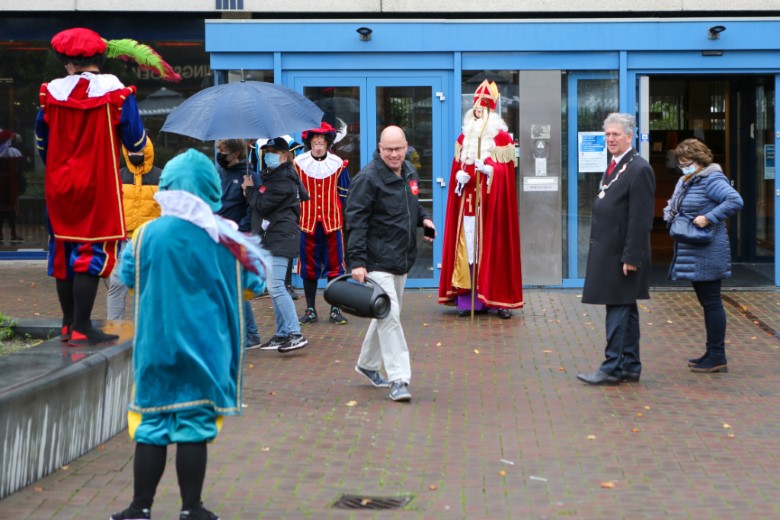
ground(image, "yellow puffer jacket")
xmin=121 ymin=166 xmax=162 ymax=233
xmin=121 ymin=141 xmax=162 ymax=234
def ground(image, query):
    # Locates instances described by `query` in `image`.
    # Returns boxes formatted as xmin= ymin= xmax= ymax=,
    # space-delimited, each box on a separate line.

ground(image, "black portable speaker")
xmin=323 ymin=274 xmax=391 ymax=319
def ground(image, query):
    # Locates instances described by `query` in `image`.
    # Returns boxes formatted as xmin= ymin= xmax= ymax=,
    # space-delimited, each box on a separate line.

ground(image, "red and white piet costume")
xmin=294 ymin=151 xmax=350 ymax=280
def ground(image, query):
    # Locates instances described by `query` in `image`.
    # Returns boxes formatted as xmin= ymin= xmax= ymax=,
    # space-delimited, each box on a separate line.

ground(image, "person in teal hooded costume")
xmin=111 ymin=149 xmax=268 ymax=520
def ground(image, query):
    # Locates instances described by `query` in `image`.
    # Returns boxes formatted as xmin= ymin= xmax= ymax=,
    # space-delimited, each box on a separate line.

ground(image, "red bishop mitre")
xmin=51 ymin=28 xmax=107 ymax=57
xmin=473 ymin=79 xmax=500 ymax=111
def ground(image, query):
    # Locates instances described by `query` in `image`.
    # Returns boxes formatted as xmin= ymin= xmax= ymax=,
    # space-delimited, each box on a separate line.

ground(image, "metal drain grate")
xmin=332 ymin=494 xmax=414 ymax=510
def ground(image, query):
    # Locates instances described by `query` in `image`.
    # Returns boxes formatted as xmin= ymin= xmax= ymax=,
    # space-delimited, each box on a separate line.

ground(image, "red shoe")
xmin=60 ymin=325 xmax=71 ymax=342
xmin=68 ymin=327 xmax=119 ymax=347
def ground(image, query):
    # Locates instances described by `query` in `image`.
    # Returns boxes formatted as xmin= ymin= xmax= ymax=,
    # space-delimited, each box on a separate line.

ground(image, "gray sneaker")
xmin=278 ymin=333 xmax=308 ymax=353
xmin=354 ymin=365 xmax=390 ymax=388
xmin=260 ymin=335 xmax=290 ymax=351
xmin=388 ymin=381 xmax=412 ymax=402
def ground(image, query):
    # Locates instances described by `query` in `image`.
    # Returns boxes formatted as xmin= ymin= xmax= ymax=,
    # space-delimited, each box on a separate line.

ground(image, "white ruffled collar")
xmin=47 ymin=72 xmax=125 ymax=101
xmin=294 ymin=152 xmax=344 ymax=180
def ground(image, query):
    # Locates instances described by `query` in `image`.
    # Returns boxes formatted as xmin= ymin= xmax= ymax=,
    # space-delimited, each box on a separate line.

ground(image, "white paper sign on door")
xmin=578 ymin=132 xmax=607 ymax=173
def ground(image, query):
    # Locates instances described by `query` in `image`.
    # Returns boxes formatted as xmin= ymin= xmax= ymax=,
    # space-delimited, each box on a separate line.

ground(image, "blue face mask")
xmin=680 ymin=164 xmax=697 ymax=175
xmin=265 ymin=153 xmax=281 ymax=169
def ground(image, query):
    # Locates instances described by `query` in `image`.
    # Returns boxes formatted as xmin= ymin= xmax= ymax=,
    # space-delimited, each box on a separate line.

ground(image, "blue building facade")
xmin=207 ymin=19 xmax=780 ymax=288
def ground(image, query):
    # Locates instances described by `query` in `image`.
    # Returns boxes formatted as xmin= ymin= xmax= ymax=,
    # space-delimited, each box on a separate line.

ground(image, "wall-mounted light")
xmin=707 ymin=25 xmax=726 ymax=40
xmin=356 ymin=27 xmax=373 ymax=41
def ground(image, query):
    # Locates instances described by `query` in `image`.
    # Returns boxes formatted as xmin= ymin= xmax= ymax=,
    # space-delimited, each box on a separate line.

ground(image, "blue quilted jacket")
xmin=668 ymin=164 xmax=743 ymax=281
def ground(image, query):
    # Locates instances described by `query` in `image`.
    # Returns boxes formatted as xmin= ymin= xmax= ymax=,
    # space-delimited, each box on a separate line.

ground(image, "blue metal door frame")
xmin=775 ymin=74 xmax=780 ymax=286
xmin=287 ymin=71 xmax=448 ymax=288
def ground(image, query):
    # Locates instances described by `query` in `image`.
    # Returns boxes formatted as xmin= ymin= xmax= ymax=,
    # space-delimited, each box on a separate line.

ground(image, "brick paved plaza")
xmin=1 ymin=262 xmax=779 ymax=519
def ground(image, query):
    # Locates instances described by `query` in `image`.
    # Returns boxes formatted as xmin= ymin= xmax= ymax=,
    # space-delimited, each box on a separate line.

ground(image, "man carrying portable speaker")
xmin=344 ymin=125 xmax=435 ymax=403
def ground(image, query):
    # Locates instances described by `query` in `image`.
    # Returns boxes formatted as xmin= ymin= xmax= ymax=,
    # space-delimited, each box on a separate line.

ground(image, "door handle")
xmin=436 ymin=177 xmax=446 ymax=187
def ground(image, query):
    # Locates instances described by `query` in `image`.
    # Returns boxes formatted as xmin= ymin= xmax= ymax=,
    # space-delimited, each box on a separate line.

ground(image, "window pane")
xmin=376 ymin=86 xmax=434 ymax=279
xmin=576 ymin=78 xmax=619 ymax=278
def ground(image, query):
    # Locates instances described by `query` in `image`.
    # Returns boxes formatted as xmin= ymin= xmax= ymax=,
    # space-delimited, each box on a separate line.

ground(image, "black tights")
xmin=131 ymin=442 xmax=208 ymax=511
xmin=56 ymin=273 xmax=100 ymax=332
xmin=303 ymin=278 xmax=318 ymax=309
xmin=303 ymin=276 xmax=339 ymax=311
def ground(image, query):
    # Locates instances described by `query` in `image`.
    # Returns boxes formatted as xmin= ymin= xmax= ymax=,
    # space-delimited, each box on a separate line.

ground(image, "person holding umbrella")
xmin=215 ymin=138 xmax=262 ymax=350
xmin=243 ymin=137 xmax=310 ymax=353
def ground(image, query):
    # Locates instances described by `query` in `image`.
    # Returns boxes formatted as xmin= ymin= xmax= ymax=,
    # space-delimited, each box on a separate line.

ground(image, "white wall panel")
xmin=76 ymin=0 xmax=214 ymax=9
xmin=384 ymin=0 xmax=685 ymax=11
xmin=243 ymin=0 xmax=380 ymax=10
xmin=0 ymin=0 xmax=75 ymax=10
xmin=0 ymin=0 xmax=775 ymax=11
xmin=684 ymin=0 xmax=780 ymax=8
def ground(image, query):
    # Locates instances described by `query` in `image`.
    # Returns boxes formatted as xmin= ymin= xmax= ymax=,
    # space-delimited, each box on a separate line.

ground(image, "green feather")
xmin=104 ymin=38 xmax=181 ymax=82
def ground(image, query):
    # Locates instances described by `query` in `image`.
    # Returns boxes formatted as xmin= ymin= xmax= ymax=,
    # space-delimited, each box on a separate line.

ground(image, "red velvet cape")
xmin=41 ymin=80 xmax=132 ymax=242
xmin=438 ymin=130 xmax=524 ymax=309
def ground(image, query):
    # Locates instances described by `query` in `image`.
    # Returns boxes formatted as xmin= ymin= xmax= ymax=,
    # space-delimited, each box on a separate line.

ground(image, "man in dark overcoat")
xmin=577 ymin=113 xmax=655 ymax=385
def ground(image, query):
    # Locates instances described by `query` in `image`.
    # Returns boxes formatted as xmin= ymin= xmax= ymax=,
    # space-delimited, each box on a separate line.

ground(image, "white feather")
xmin=334 ymin=118 xmax=348 ymax=144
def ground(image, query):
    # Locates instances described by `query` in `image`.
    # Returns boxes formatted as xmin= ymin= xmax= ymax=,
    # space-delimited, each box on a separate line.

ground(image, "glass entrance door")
xmin=641 ymin=74 xmax=776 ymax=286
xmin=566 ymin=72 xmax=619 ymax=281
xmin=291 ymin=74 xmax=445 ymax=287
xmin=738 ymin=77 xmax=775 ymax=267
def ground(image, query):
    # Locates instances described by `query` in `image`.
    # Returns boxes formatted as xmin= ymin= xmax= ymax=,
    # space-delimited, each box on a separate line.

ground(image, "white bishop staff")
xmin=470 ymin=110 xmax=490 ymax=320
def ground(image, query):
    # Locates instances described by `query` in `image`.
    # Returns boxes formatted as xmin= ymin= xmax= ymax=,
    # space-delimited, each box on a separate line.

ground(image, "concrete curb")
xmin=0 ymin=320 xmax=133 ymax=500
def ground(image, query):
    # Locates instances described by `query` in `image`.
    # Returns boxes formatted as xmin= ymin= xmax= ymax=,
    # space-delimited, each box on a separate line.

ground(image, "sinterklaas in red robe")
xmin=438 ymin=130 xmax=524 ymax=309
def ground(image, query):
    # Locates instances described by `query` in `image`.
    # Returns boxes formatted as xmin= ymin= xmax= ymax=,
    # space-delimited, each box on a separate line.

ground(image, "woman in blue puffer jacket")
xmin=663 ymin=138 xmax=743 ymax=373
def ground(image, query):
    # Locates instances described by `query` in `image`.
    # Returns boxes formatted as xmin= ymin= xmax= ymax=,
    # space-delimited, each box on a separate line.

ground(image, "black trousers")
xmin=599 ymin=303 xmax=641 ymax=376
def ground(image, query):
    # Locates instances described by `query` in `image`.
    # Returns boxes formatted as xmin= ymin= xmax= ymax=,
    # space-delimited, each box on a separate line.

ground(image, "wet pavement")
xmin=0 ymin=262 xmax=779 ymax=519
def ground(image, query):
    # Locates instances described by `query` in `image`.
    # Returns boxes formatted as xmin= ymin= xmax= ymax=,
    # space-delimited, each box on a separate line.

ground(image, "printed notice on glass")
xmin=578 ymin=132 xmax=607 ymax=173
xmin=764 ymin=144 xmax=775 ymax=180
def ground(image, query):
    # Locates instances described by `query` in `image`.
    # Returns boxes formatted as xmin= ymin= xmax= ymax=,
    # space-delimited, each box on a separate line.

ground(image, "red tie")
xmin=607 ymin=159 xmax=617 ymax=177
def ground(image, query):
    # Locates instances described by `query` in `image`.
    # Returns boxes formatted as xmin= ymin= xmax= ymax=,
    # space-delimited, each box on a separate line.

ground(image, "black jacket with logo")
xmin=345 ymin=157 xmax=430 ymax=275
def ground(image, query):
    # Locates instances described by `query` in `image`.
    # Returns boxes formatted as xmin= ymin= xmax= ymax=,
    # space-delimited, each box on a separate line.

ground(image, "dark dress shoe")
xmin=576 ymin=370 xmax=620 ymax=385
xmin=620 ymin=372 xmax=641 ymax=383
xmin=496 ymin=308 xmax=512 ymax=319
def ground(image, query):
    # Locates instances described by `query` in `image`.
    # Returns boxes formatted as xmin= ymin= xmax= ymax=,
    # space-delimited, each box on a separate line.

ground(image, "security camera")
xmin=356 ymin=27 xmax=373 ymax=41
xmin=708 ymin=25 xmax=726 ymax=40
